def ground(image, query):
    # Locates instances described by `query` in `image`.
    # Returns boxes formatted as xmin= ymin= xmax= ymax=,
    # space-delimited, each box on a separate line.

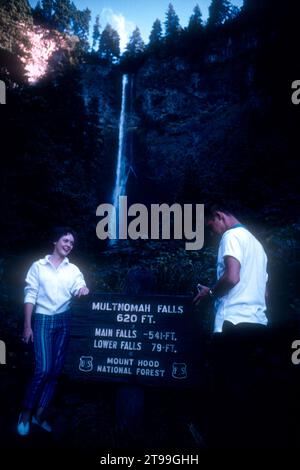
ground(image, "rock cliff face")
xmin=133 ymin=49 xmax=259 ymax=204
xmin=131 ymin=22 xmax=295 ymax=218
xmin=80 ymin=64 xmax=120 ymax=130
xmin=79 ymin=64 xmax=121 ymax=201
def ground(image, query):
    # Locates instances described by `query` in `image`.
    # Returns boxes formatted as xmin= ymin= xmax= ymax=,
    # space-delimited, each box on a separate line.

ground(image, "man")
xmin=194 ymin=203 xmax=269 ymax=448
xmin=194 ymin=203 xmax=268 ymax=331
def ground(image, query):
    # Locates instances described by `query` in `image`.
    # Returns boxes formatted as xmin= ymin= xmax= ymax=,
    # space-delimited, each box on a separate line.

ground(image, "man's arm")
xmin=193 ymin=256 xmax=240 ymax=305
xmin=212 ymin=255 xmax=240 ymax=297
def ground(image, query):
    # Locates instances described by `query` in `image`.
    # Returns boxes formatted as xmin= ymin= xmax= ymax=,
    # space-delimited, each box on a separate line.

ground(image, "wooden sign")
xmin=64 ymin=293 xmax=202 ymax=387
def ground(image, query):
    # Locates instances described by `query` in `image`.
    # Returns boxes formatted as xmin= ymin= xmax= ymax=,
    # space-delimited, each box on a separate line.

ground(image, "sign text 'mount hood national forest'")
xmin=64 ymin=293 xmax=202 ymax=387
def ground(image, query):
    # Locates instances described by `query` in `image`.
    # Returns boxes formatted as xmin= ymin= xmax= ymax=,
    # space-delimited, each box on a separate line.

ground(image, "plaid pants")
xmin=23 ymin=312 xmax=71 ymax=411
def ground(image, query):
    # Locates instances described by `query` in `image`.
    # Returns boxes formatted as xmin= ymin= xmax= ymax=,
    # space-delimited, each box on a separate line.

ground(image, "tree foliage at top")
xmin=52 ymin=0 xmax=72 ymax=31
xmin=125 ymin=27 xmax=145 ymax=57
xmin=0 ymin=0 xmax=32 ymax=75
xmin=98 ymin=24 xmax=120 ymax=62
xmin=242 ymin=0 xmax=274 ymax=12
xmin=207 ymin=0 xmax=233 ymax=26
xmin=41 ymin=0 xmax=54 ymax=21
xmin=72 ymin=5 xmax=91 ymax=49
xmin=180 ymin=3 xmax=205 ymax=60
xmin=149 ymin=19 xmax=163 ymax=48
xmin=0 ymin=0 xmax=31 ymax=21
xmin=92 ymin=14 xmax=101 ymax=51
xmin=187 ymin=4 xmax=203 ymax=33
xmin=33 ymin=1 xmax=44 ymax=22
xmin=32 ymin=0 xmax=91 ymax=43
xmin=164 ymin=3 xmax=181 ymax=39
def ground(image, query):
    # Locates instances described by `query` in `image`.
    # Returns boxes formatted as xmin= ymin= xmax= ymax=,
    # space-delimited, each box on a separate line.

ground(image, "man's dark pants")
xmin=210 ymin=321 xmax=270 ymax=448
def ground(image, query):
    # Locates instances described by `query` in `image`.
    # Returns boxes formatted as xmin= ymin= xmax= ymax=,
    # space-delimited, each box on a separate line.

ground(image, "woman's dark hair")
xmin=51 ymin=226 xmax=76 ymax=243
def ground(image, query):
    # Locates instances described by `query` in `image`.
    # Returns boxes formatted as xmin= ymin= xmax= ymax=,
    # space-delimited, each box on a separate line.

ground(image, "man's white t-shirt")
xmin=214 ymin=225 xmax=268 ymax=333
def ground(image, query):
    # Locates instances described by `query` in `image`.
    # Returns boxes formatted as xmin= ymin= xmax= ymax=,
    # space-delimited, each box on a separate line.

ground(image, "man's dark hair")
xmin=205 ymin=201 xmax=242 ymax=220
xmin=51 ymin=226 xmax=76 ymax=243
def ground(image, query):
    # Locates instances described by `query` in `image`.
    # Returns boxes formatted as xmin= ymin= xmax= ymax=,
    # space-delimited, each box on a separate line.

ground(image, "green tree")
xmin=41 ymin=0 xmax=54 ymax=21
xmin=207 ymin=0 xmax=232 ymax=26
xmin=164 ymin=3 xmax=181 ymax=39
xmin=0 ymin=0 xmax=31 ymax=20
xmin=242 ymin=0 xmax=273 ymax=14
xmin=98 ymin=24 xmax=120 ymax=62
xmin=92 ymin=14 xmax=101 ymax=51
xmin=229 ymin=5 xmax=240 ymax=19
xmin=33 ymin=1 xmax=44 ymax=21
xmin=53 ymin=0 xmax=72 ymax=32
xmin=242 ymin=0 xmax=267 ymax=11
xmin=183 ymin=3 xmax=205 ymax=59
xmin=0 ymin=0 xmax=32 ymax=62
xmin=149 ymin=19 xmax=162 ymax=48
xmin=125 ymin=27 xmax=145 ymax=57
xmin=187 ymin=4 xmax=203 ymax=33
xmin=72 ymin=6 xmax=91 ymax=42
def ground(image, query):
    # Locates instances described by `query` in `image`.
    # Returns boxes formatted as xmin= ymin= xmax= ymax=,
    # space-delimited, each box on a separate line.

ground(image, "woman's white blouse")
xmin=24 ymin=255 xmax=87 ymax=315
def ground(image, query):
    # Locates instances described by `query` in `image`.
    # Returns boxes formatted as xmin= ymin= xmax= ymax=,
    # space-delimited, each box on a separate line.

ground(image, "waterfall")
xmin=111 ymin=74 xmax=129 ymax=242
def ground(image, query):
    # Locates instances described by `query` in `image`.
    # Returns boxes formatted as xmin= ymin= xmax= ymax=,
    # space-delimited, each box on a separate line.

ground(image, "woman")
xmin=17 ymin=227 xmax=89 ymax=436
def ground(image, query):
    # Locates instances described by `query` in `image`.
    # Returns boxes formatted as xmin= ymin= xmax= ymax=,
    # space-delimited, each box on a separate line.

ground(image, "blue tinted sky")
xmin=29 ymin=0 xmax=243 ymax=50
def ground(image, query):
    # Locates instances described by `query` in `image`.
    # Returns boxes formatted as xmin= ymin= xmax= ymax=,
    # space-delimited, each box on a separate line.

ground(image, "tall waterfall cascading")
xmin=110 ymin=74 xmax=129 ymax=242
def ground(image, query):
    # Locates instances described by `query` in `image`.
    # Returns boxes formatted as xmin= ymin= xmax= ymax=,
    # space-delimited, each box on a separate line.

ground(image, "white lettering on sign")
xmin=97 ymin=365 xmax=133 ymax=374
xmin=107 ymin=357 xmax=134 ymax=366
xmin=137 ymin=359 xmax=160 ymax=367
xmin=157 ymin=305 xmax=184 ymax=314
xmin=120 ymin=341 xmax=142 ymax=351
xmin=136 ymin=368 xmax=165 ymax=377
xmin=95 ymin=328 xmax=113 ymax=337
xmin=93 ymin=339 xmax=118 ymax=349
xmin=116 ymin=329 xmax=137 ymax=338
xmin=92 ymin=302 xmax=151 ymax=312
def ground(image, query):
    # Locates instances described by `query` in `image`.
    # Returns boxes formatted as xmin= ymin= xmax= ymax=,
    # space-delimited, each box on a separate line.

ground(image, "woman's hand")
xmin=76 ymin=287 xmax=89 ymax=297
xmin=23 ymin=326 xmax=33 ymax=343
